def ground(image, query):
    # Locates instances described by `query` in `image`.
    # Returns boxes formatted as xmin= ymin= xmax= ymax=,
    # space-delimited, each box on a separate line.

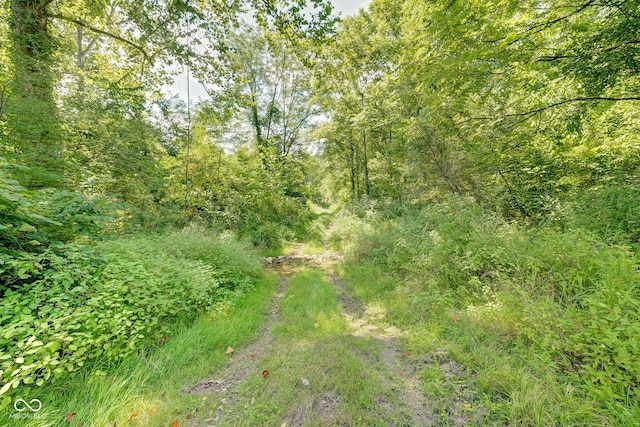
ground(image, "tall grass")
xmin=334 ymin=196 xmax=640 ymax=425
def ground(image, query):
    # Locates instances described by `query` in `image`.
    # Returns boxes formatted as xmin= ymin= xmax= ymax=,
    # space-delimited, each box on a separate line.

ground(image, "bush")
xmin=339 ymin=195 xmax=640 ymax=411
xmin=0 ymin=231 xmax=261 ymax=402
xmin=0 ymin=160 xmax=57 ymax=250
xmin=571 ymin=183 xmax=640 ymax=246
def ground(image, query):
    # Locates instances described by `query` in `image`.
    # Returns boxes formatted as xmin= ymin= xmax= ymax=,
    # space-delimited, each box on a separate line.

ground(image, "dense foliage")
xmin=1 ymin=0 xmax=639 ymax=422
xmin=332 ymin=198 xmax=640 ymax=423
xmin=0 ymin=0 xmax=333 ymax=412
xmin=316 ymin=4 xmax=640 ymax=417
xmin=316 ymin=0 xmax=640 ymax=235
xmin=0 ymin=231 xmax=261 ymax=404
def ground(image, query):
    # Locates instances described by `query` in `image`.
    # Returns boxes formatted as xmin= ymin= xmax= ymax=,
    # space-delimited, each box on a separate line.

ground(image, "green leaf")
xmin=0 ymin=380 xmax=16 ymax=396
xmin=17 ymin=223 xmax=37 ymax=233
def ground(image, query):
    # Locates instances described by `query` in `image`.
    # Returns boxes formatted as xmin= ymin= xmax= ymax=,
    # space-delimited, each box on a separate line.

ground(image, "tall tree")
xmin=3 ymin=0 xmax=336 ymax=187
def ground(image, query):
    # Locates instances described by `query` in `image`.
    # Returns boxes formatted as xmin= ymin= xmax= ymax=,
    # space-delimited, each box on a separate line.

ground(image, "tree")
xmin=221 ymin=26 xmax=320 ymax=163
xmin=2 ymin=0 xmax=336 ymax=188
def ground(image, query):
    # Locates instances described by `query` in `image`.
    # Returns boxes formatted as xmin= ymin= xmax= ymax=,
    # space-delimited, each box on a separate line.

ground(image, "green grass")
xmin=339 ymin=262 xmax=610 ymax=426
xmin=3 ymin=273 xmax=278 ymax=427
xmin=273 ymin=270 xmax=344 ymax=338
xmin=203 ymin=269 xmax=410 ymax=426
xmin=333 ymin=198 xmax=640 ymax=426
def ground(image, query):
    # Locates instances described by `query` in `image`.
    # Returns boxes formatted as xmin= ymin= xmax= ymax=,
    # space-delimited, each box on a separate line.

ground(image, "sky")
xmin=165 ymin=0 xmax=372 ymax=102
xmin=331 ymin=0 xmax=371 ymax=17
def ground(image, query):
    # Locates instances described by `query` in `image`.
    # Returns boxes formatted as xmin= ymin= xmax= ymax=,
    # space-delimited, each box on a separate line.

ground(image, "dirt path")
xmin=183 ymin=243 xmax=483 ymax=426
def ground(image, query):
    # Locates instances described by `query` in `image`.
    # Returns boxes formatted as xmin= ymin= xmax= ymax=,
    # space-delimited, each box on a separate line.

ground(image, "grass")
xmin=201 ymin=269 xmax=412 ymax=426
xmin=339 ymin=262 xmax=609 ymax=426
xmin=4 ymin=273 xmax=278 ymax=427
xmin=332 ymin=197 xmax=640 ymax=426
xmin=6 ymin=197 xmax=636 ymax=426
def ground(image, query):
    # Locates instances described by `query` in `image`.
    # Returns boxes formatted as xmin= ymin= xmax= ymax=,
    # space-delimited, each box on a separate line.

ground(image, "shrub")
xmin=0 ymin=231 xmax=261 ymax=402
xmin=0 ymin=160 xmax=57 ymax=249
xmin=571 ymin=183 xmax=640 ymax=246
xmin=339 ymin=195 xmax=640 ymax=412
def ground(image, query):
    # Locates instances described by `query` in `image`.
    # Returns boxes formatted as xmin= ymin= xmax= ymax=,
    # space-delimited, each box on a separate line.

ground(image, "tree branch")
xmin=46 ymin=13 xmax=150 ymax=60
xmin=36 ymin=0 xmax=56 ymax=13
xmin=459 ymin=96 xmax=640 ymax=122
xmin=485 ymin=0 xmax=598 ymax=47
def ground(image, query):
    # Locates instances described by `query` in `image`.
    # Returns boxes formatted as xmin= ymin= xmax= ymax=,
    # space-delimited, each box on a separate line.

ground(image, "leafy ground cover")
xmin=3 ymin=200 xmax=638 ymax=426
xmin=0 ymin=230 xmax=262 ymax=417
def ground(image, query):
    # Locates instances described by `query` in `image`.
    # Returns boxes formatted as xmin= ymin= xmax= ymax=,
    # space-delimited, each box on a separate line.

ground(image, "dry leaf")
xmin=65 ymin=412 xmax=76 ymax=422
xmin=300 ymin=378 xmax=310 ymax=386
xmin=406 ymin=351 xmax=412 ymax=356
xmin=313 ymin=322 xmax=320 ymax=328
xmin=225 ymin=346 xmax=234 ymax=354
xmin=217 ymin=343 xmax=223 ymax=348
xmin=170 ymin=420 xmax=179 ymax=427
xmin=262 ymin=370 xmax=269 ymax=378
xmin=250 ymin=353 xmax=257 ymax=359
xmin=127 ymin=412 xmax=138 ymax=421
xmin=148 ymin=407 xmax=158 ymax=416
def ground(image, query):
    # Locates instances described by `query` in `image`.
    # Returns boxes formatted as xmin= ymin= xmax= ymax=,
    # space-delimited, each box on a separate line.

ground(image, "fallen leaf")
xmin=65 ymin=412 xmax=76 ymax=422
xmin=148 ymin=407 xmax=158 ymax=416
xmin=453 ymin=316 xmax=460 ymax=324
xmin=250 ymin=353 xmax=257 ymax=359
xmin=406 ymin=351 xmax=412 ymax=356
xmin=170 ymin=420 xmax=179 ymax=427
xmin=313 ymin=322 xmax=320 ymax=328
xmin=262 ymin=370 xmax=269 ymax=378
xmin=127 ymin=412 xmax=138 ymax=421
xmin=225 ymin=346 xmax=234 ymax=354
xmin=218 ymin=343 xmax=223 ymax=348
xmin=300 ymin=377 xmax=310 ymax=386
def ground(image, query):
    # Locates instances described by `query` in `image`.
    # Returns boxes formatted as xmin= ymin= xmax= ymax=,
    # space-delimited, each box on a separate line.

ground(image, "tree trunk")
xmin=10 ymin=0 xmax=54 ymax=101
xmin=349 ymin=138 xmax=357 ymax=201
xmin=9 ymin=0 xmax=61 ymax=187
xmin=362 ymin=131 xmax=370 ymax=197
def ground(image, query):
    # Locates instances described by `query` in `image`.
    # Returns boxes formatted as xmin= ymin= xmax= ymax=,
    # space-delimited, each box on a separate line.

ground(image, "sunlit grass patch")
xmin=273 ymin=269 xmax=346 ymax=338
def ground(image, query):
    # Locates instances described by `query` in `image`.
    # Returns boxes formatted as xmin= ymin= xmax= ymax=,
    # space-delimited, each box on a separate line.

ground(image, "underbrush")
xmin=334 ymin=196 xmax=640 ymax=424
xmin=0 ymin=231 xmax=262 ymax=408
